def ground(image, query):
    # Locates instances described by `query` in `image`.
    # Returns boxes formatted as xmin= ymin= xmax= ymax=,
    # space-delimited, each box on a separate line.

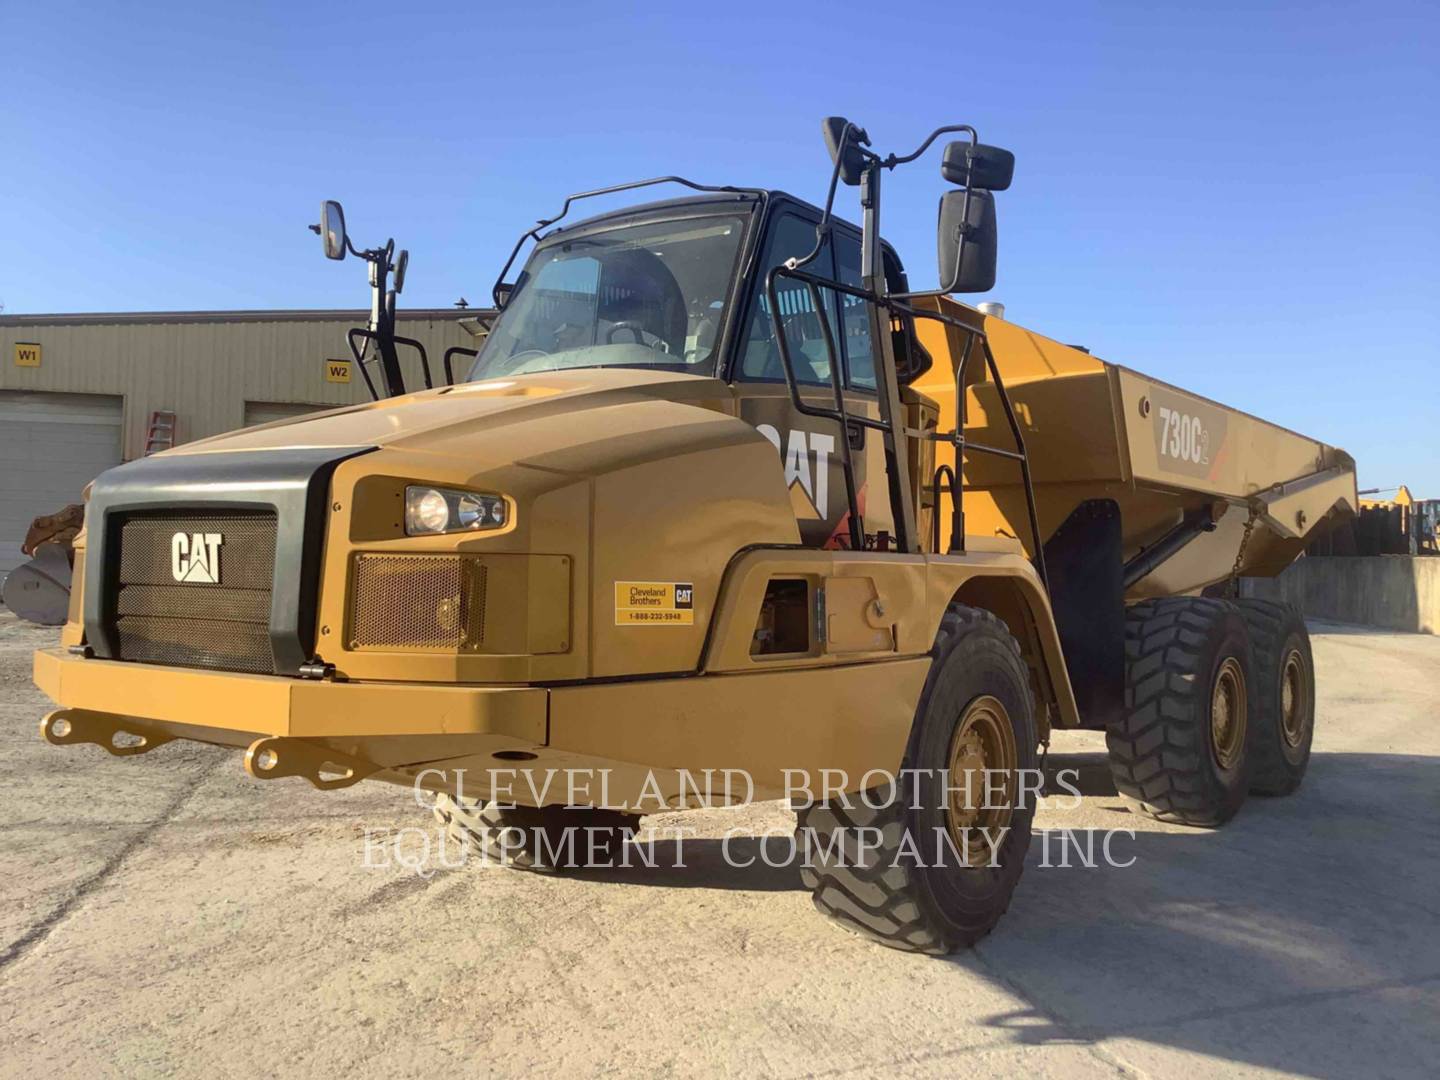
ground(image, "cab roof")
xmin=538 ymin=188 xmax=903 ymax=270
xmin=545 ymin=190 xmax=813 ymax=241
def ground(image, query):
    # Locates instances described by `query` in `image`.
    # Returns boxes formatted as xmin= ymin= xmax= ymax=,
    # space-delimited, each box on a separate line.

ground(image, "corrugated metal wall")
xmin=0 ymin=311 xmax=486 ymax=459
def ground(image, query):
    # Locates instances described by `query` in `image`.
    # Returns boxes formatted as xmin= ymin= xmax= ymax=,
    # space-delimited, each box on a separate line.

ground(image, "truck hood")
xmin=171 ymin=368 xmax=736 ymax=459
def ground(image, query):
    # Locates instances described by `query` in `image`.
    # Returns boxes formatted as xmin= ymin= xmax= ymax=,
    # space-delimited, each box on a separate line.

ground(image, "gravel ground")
xmin=0 ymin=611 xmax=1436 ymax=1078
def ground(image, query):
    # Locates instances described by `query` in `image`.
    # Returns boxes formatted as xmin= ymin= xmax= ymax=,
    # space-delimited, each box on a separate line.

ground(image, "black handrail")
xmin=442 ymin=346 xmax=479 ymax=386
xmin=394 ymin=334 xmax=433 ymax=390
xmin=931 ymin=464 xmax=962 ymax=554
xmin=346 ymin=328 xmax=433 ymax=393
xmin=764 ymin=263 xmax=1048 ymax=587
xmin=345 ymin=328 xmax=381 ymax=401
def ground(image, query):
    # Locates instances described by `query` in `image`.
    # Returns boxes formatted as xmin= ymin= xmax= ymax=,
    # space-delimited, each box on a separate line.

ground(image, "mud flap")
xmin=1042 ymin=499 xmax=1124 ymax=729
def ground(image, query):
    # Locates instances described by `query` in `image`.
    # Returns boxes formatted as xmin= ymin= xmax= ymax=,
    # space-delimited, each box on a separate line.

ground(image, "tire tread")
xmin=798 ymin=606 xmax=1032 ymax=954
xmin=1107 ymin=597 xmax=1250 ymax=827
xmin=1235 ymin=598 xmax=1313 ymax=795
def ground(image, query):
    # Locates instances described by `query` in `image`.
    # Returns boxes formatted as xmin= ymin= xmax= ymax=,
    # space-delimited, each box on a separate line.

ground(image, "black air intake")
xmin=111 ymin=510 xmax=278 ymax=674
xmin=82 ymin=446 xmax=373 ymax=675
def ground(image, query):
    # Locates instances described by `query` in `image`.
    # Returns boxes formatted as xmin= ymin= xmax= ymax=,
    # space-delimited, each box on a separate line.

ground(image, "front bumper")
xmin=34 ymin=648 xmax=546 ymax=745
xmin=34 ymin=647 xmax=930 ymax=805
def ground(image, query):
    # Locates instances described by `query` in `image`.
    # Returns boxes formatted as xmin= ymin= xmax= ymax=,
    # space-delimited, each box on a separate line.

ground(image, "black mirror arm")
xmin=308 ymin=223 xmax=365 ymax=262
xmin=792 ymin=122 xmax=876 ymax=273
xmin=880 ymin=124 xmax=977 ymax=169
xmin=308 ymin=225 xmax=366 ymax=258
xmin=841 ymin=121 xmax=982 ymax=300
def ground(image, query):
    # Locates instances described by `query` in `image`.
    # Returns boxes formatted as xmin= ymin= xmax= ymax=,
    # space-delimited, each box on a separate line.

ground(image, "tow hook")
xmin=40 ymin=709 xmax=175 ymax=757
xmin=244 ymin=737 xmax=379 ymax=790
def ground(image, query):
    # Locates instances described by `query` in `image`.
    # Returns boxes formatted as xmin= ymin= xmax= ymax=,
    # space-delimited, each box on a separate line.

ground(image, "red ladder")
xmin=144 ymin=410 xmax=178 ymax=455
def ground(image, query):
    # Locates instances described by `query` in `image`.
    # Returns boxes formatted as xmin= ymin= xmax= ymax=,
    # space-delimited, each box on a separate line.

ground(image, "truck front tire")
xmin=1236 ymin=599 xmax=1315 ymax=795
xmin=796 ymin=605 xmax=1038 ymax=954
xmin=1108 ymin=597 xmax=1255 ymax=827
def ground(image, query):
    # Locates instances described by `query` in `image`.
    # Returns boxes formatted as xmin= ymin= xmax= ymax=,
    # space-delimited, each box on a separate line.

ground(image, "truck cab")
xmin=470 ymin=189 xmax=926 ymax=549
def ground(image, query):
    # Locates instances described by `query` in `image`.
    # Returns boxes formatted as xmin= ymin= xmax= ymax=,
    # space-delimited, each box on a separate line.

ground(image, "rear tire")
xmin=434 ymin=794 xmax=640 ymax=872
xmin=1236 ymin=599 xmax=1315 ymax=795
xmin=1107 ymin=597 xmax=1254 ymax=827
xmin=797 ymin=605 xmax=1038 ymax=954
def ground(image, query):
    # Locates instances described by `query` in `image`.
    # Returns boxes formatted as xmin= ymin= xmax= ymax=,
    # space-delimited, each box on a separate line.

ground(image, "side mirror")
xmin=937 ymin=189 xmax=997 ymax=293
xmin=822 ymin=116 xmax=868 ymax=187
xmin=940 ymin=142 xmax=1014 ymax=191
xmin=321 ymin=200 xmax=347 ymax=260
xmin=393 ymin=249 xmax=409 ymax=294
xmin=494 ymin=282 xmax=516 ymax=310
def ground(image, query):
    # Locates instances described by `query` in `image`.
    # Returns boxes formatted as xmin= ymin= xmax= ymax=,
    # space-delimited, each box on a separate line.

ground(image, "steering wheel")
xmin=606 ymin=321 xmax=648 ymax=345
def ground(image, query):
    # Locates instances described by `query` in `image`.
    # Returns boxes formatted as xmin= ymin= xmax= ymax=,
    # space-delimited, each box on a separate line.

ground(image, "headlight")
xmin=404 ymin=486 xmax=509 ymax=536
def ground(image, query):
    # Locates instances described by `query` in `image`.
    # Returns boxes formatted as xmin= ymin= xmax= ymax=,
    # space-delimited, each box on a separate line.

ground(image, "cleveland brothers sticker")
xmin=615 ymin=582 xmax=694 ymax=626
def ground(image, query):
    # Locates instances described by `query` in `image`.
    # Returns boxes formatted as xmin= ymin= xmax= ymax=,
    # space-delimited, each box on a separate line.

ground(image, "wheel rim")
xmin=945 ymin=694 xmax=1017 ymax=865
xmin=1280 ymin=649 xmax=1307 ymax=748
xmin=1210 ymin=657 xmax=1247 ymax=770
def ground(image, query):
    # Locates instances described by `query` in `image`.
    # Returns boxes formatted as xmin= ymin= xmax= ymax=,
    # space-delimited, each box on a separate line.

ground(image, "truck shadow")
xmin=573 ymin=751 xmax=1440 ymax=1075
xmin=569 ymin=835 xmax=805 ymax=892
xmin=1042 ymin=752 xmax=1119 ymax=797
xmin=573 ymin=751 xmax=1120 ymax=891
xmin=964 ymin=750 xmax=1440 ymax=1079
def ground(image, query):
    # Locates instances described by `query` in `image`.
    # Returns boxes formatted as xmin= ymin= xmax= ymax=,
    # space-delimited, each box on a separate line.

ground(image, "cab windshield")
xmin=469 ymin=214 xmax=746 ymax=379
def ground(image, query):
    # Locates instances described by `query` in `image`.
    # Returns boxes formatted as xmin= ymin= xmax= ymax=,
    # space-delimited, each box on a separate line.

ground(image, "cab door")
xmin=729 ymin=210 xmax=892 ymax=549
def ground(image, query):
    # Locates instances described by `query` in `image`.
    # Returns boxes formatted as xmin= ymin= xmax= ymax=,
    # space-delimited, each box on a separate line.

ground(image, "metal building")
xmin=0 ymin=308 xmax=489 ymax=579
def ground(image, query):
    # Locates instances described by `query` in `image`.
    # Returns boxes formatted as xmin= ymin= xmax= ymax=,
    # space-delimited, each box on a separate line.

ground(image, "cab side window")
xmin=832 ymin=233 xmax=875 ymax=391
xmin=740 ymin=214 xmax=837 ymax=386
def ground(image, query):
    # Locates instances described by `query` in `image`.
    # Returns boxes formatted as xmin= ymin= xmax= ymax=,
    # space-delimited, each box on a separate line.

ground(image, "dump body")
xmin=910 ymin=297 xmax=1357 ymax=597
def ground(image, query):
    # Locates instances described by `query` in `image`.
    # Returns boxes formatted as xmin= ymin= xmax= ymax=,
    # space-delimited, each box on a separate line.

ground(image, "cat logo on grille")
xmin=171 ymin=532 xmax=223 ymax=584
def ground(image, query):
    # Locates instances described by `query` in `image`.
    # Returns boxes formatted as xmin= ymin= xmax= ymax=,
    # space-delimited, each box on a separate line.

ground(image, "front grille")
xmin=111 ymin=511 xmax=278 ymax=674
xmin=350 ymin=554 xmax=488 ymax=650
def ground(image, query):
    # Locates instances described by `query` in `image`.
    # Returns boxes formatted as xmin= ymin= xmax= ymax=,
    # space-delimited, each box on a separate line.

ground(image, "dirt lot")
xmin=0 ymin=613 xmax=1436 ymax=1079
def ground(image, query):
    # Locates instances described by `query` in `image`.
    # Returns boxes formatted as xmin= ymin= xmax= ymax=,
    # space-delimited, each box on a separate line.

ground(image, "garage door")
xmin=0 ymin=391 xmax=123 ymax=584
xmin=244 ymin=401 xmax=326 ymax=428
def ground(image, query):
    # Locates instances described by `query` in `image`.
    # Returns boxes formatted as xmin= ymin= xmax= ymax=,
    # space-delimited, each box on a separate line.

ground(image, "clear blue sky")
xmin=2 ymin=1 xmax=1436 ymax=491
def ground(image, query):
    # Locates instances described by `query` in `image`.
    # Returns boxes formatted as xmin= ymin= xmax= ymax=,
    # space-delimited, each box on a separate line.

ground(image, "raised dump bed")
xmin=911 ymin=296 xmax=1358 ymax=598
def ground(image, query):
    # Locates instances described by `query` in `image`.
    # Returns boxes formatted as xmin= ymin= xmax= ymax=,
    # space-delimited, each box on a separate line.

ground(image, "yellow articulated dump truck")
xmin=33 ymin=118 xmax=1356 ymax=954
